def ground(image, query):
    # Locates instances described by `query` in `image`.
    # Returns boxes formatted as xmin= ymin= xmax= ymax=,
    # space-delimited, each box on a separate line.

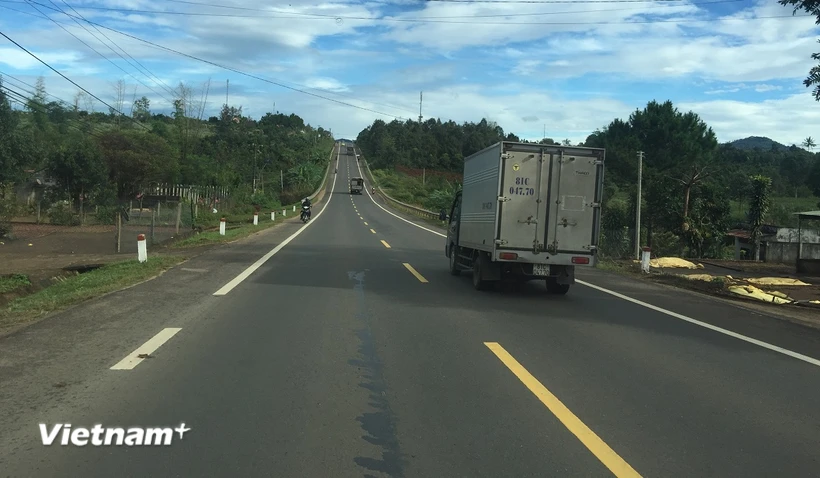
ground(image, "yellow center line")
xmin=370 ymin=228 xmax=376 ymax=234
xmin=402 ymin=263 xmax=428 ymax=283
xmin=484 ymin=342 xmax=642 ymax=478
xmin=380 ymin=240 xmax=391 ymax=249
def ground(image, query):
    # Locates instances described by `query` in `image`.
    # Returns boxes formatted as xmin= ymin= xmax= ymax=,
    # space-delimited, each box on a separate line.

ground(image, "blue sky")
xmin=0 ymin=0 xmax=819 ymax=145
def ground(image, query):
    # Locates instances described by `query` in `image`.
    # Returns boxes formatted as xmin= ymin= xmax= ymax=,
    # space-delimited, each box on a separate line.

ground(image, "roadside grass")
xmin=0 ymin=256 xmax=185 ymax=327
xmin=0 ymin=274 xmax=31 ymax=294
xmin=371 ymin=169 xmax=458 ymax=213
xmin=170 ymin=217 xmax=289 ymax=248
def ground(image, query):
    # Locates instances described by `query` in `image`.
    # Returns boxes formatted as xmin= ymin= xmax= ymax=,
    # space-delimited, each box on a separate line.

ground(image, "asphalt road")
xmin=2 ymin=144 xmax=820 ymax=477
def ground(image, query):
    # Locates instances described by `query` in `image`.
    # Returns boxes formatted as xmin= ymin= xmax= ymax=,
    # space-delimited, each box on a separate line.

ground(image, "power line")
xmin=23 ymin=0 xmax=173 ymax=104
xmin=56 ymin=0 xmax=177 ymax=98
xmin=2 ymin=6 xmax=405 ymax=119
xmin=0 ymin=77 xmax=109 ymax=136
xmin=1 ymin=0 xmax=770 ymax=23
xmin=2 ymin=2 xmax=417 ymax=117
xmin=425 ymin=0 xmax=731 ymax=3
xmin=1 ymin=1 xmax=811 ymax=120
xmin=0 ymin=83 xmax=107 ymax=139
xmin=0 ymin=29 xmax=152 ymax=131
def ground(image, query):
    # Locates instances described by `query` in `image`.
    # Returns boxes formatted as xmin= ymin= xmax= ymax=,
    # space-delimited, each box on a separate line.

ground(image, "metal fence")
xmin=599 ymin=227 xmax=637 ymax=260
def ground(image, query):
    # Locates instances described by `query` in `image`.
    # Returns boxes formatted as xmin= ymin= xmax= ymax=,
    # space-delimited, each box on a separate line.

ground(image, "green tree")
xmin=48 ymin=135 xmax=108 ymax=211
xmin=132 ymin=96 xmax=151 ymax=122
xmin=748 ymin=175 xmax=772 ymax=261
xmin=97 ymin=130 xmax=177 ymax=200
xmin=0 ymin=79 xmax=27 ymax=185
xmin=779 ymin=0 xmax=820 ymax=100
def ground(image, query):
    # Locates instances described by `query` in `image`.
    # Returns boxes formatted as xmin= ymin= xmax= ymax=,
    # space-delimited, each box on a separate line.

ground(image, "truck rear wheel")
xmin=449 ymin=245 xmax=460 ymax=276
xmin=472 ymin=254 xmax=490 ymax=291
xmin=546 ymin=279 xmax=570 ymax=295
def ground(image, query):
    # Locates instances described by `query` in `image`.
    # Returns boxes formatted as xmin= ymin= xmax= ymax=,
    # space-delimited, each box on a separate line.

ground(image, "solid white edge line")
xmin=355 ymin=150 xmax=820 ymax=368
xmin=110 ymin=328 xmax=182 ymax=370
xmin=213 ymin=146 xmax=341 ymax=296
xmin=576 ymin=279 xmax=820 ymax=367
xmin=355 ymin=158 xmax=446 ymax=238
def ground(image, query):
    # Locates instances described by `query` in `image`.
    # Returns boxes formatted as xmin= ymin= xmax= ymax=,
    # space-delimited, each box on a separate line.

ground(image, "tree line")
xmin=0 ymin=76 xmax=334 ymax=235
xmin=355 ymin=100 xmax=820 ymax=259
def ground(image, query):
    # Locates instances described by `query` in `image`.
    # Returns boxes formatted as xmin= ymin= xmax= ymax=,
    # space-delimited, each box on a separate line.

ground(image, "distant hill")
xmin=726 ymin=136 xmax=790 ymax=151
xmin=336 ymin=138 xmax=355 ymax=143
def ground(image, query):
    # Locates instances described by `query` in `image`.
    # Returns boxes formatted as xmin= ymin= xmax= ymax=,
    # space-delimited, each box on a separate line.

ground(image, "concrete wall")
xmin=774 ymin=227 xmax=820 ymax=243
xmin=766 ymin=242 xmax=820 ymax=263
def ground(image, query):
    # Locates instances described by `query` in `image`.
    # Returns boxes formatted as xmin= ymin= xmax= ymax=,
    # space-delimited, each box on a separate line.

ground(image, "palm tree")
xmin=802 ymin=136 xmax=815 ymax=151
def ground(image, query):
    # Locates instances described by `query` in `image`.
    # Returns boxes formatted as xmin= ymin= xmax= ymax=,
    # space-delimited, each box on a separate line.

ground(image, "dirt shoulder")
xmin=599 ymin=259 xmax=820 ymax=330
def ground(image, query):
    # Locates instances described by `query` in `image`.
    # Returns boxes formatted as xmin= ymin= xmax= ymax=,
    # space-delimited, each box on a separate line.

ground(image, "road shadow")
xmin=348 ymin=270 xmax=407 ymax=478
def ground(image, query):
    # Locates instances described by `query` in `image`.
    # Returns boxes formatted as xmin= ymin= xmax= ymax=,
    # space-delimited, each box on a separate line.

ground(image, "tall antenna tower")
xmin=418 ymin=91 xmax=423 ymax=123
xmin=226 ymin=79 xmax=229 ymax=106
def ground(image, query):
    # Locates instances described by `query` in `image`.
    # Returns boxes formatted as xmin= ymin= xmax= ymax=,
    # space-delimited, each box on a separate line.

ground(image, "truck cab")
xmin=349 ymin=177 xmax=364 ymax=195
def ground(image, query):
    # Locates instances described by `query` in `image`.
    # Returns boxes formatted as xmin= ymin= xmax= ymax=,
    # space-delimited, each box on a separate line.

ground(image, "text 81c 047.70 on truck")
xmin=445 ymin=141 xmax=605 ymax=294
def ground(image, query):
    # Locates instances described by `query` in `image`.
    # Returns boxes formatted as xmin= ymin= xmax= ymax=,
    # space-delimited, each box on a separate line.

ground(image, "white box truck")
xmin=445 ymin=141 xmax=605 ymax=294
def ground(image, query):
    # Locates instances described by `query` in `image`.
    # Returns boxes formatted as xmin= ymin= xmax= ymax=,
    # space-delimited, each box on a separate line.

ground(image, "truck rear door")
xmin=544 ymin=148 xmax=604 ymax=255
xmin=497 ymin=145 xmax=549 ymax=251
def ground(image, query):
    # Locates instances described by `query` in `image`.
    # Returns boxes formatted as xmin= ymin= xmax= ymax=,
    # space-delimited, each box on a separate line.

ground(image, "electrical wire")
xmin=0 ymin=0 xmax=749 ymax=21
xmin=1 ymin=0 xmax=810 ymax=24
xmin=23 ymin=0 xmax=174 ymax=104
xmin=56 ymin=0 xmax=177 ymax=98
xmin=0 ymin=29 xmax=152 ymax=131
xmin=1 ymin=2 xmax=418 ymax=117
xmin=1 ymin=84 xmax=107 ymax=139
xmin=1 ymin=6 xmax=407 ymax=119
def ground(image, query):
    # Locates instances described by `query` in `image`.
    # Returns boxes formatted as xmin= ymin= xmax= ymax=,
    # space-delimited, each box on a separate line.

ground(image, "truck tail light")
xmin=499 ymin=252 xmax=518 ymax=260
xmin=572 ymin=256 xmax=590 ymax=264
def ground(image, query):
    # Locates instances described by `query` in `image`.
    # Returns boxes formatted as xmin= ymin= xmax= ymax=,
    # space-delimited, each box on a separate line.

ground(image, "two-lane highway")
xmin=2 ymin=145 xmax=820 ymax=477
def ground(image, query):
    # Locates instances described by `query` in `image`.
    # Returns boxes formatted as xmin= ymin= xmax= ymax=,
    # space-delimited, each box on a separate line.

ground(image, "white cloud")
xmin=0 ymin=47 xmax=83 ymax=70
xmin=2 ymin=0 xmax=820 ymax=154
xmin=304 ymin=77 xmax=349 ymax=92
xmin=679 ymin=93 xmax=820 ymax=146
xmin=755 ymin=84 xmax=783 ymax=93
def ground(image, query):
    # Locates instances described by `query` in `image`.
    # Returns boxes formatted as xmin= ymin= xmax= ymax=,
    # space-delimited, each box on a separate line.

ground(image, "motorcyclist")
xmin=301 ymin=197 xmax=311 ymax=220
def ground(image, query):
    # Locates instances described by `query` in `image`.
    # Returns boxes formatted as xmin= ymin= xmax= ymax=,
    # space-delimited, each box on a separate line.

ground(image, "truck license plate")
xmin=532 ymin=264 xmax=549 ymax=276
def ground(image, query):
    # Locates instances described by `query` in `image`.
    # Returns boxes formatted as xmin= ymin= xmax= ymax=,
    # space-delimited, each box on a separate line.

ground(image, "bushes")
xmin=47 ymin=202 xmax=81 ymax=226
xmin=0 ymin=185 xmax=17 ymax=238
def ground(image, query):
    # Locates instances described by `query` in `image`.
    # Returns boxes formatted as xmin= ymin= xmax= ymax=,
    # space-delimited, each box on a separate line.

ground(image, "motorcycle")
xmin=300 ymin=205 xmax=311 ymax=223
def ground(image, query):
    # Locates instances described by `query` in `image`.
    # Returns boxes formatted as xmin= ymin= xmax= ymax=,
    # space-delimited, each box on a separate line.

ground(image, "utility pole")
xmin=418 ymin=91 xmax=423 ymax=123
xmin=635 ymin=151 xmax=644 ymax=260
xmin=252 ymin=143 xmax=258 ymax=194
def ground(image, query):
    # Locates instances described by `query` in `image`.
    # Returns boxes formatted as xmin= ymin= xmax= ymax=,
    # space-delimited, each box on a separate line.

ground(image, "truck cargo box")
xmin=458 ymin=141 xmax=604 ymax=266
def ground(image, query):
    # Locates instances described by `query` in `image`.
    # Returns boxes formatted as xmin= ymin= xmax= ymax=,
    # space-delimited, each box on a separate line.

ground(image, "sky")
xmin=0 ymin=0 xmax=819 ymax=146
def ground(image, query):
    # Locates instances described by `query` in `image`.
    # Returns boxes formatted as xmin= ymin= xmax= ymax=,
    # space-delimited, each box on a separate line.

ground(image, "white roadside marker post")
xmin=219 ymin=217 xmax=226 ymax=236
xmin=137 ymin=234 xmax=148 ymax=263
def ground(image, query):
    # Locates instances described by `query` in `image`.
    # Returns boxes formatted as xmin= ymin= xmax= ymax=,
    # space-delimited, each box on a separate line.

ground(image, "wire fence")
xmin=599 ymin=227 xmax=637 ymax=260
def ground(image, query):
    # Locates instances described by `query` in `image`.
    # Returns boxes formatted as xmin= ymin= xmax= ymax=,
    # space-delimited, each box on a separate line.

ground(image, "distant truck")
xmin=445 ymin=141 xmax=605 ymax=294
xmin=347 ymin=146 xmax=355 ymax=155
xmin=350 ymin=177 xmax=364 ymax=195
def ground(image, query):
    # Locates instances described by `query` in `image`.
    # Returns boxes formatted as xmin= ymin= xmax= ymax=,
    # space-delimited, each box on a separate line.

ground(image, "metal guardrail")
xmin=307 ymin=143 xmax=336 ymax=202
xmin=285 ymin=143 xmax=336 ymax=209
xmin=359 ymin=153 xmax=442 ymax=221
